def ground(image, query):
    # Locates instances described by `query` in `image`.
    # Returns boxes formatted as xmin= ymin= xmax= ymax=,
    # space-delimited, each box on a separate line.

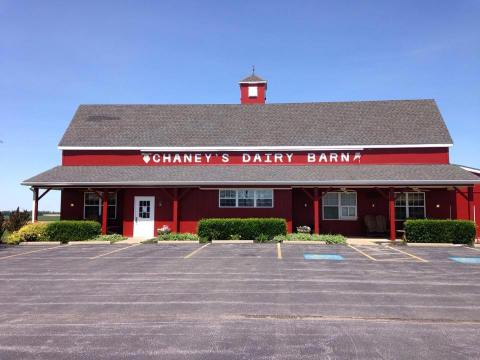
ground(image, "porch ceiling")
xmin=22 ymin=164 xmax=480 ymax=188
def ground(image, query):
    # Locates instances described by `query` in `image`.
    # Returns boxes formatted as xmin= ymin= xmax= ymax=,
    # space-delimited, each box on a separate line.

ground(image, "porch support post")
xmin=389 ymin=188 xmax=396 ymax=241
xmin=101 ymin=190 xmax=108 ymax=235
xmin=313 ymin=188 xmax=320 ymax=235
xmin=468 ymin=186 xmax=474 ymax=221
xmin=172 ymin=188 xmax=179 ymax=233
xmin=32 ymin=188 xmax=39 ymax=223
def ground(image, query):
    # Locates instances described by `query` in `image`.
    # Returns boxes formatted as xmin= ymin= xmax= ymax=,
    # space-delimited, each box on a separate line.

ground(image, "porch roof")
xmin=22 ymin=164 xmax=480 ymax=187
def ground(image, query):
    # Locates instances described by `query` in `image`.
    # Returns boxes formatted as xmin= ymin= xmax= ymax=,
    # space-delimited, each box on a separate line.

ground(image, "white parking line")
xmin=277 ymin=243 xmax=282 ymax=259
xmin=0 ymin=245 xmax=66 ymax=260
xmin=89 ymin=244 xmax=139 ymax=260
xmin=184 ymin=244 xmax=209 ymax=259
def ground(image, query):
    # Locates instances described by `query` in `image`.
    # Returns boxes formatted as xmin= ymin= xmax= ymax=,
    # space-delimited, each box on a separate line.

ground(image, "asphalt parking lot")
xmin=1 ymin=243 xmax=480 ymax=359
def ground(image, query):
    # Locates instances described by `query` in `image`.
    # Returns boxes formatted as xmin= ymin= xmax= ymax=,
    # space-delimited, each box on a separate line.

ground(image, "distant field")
xmin=38 ymin=214 xmax=60 ymax=222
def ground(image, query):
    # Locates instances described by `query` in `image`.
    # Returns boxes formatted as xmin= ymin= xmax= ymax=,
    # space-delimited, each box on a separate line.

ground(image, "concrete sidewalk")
xmin=346 ymin=237 xmax=394 ymax=246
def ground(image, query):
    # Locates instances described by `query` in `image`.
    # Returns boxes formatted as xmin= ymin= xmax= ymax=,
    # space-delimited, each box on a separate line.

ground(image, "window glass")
xmin=408 ymin=192 xmax=424 ymax=207
xmin=85 ymin=192 xmax=99 ymax=206
xmin=84 ymin=206 xmax=99 ymax=220
xmin=341 ymin=192 xmax=356 ymax=206
xmin=324 ymin=206 xmax=339 ymax=220
xmin=139 ymin=200 xmax=151 ymax=218
xmin=107 ymin=193 xmax=117 ymax=219
xmin=219 ymin=190 xmax=236 ymax=207
xmin=408 ymin=206 xmax=425 ymax=219
xmin=395 ymin=207 xmax=407 ymax=220
xmin=395 ymin=193 xmax=406 ymax=206
xmin=238 ymin=190 xmax=255 ymax=207
xmin=323 ymin=192 xmax=338 ymax=206
xmin=256 ymin=189 xmax=273 ymax=207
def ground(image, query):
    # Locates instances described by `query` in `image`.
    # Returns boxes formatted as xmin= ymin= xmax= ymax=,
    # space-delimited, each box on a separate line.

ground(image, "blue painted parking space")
xmin=449 ymin=256 xmax=480 ymax=264
xmin=304 ymin=253 xmax=344 ymax=261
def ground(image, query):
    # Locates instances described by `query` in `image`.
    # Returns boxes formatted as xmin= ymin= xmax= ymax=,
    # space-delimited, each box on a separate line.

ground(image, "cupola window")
xmin=248 ymin=86 xmax=258 ymax=97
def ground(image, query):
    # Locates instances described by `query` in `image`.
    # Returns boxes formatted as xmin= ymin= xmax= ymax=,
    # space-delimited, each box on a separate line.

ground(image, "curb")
xmin=156 ymin=241 xmax=199 ymax=244
xmin=405 ymin=243 xmax=464 ymax=247
xmin=212 ymin=240 xmax=254 ymax=244
xmin=282 ymin=241 xmax=326 ymax=245
xmin=19 ymin=241 xmax=62 ymax=246
xmin=68 ymin=241 xmax=112 ymax=245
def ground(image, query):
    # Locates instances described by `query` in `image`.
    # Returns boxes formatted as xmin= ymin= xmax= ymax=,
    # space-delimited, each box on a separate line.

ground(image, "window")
xmin=395 ymin=192 xmax=425 ymax=220
xmin=83 ymin=192 xmax=117 ymax=220
xmin=248 ymin=86 xmax=258 ymax=97
xmin=84 ymin=192 xmax=101 ymax=220
xmin=219 ymin=189 xmax=273 ymax=208
xmin=322 ymin=192 xmax=357 ymax=220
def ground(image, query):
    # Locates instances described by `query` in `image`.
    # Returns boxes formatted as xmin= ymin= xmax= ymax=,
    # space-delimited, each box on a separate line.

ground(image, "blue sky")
xmin=1 ymin=0 xmax=479 ymax=211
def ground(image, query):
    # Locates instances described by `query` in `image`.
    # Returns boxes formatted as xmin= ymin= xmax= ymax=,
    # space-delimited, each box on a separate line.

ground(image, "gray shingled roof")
xmin=58 ymin=100 xmax=452 ymax=148
xmin=22 ymin=164 xmax=479 ymax=187
xmin=239 ymin=74 xmax=267 ymax=83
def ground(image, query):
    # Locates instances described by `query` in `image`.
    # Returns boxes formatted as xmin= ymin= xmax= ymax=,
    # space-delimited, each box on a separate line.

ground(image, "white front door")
xmin=133 ymin=196 xmax=155 ymax=238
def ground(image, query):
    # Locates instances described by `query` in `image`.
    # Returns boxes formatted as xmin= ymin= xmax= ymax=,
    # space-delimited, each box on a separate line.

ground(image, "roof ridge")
xmin=77 ymin=99 xmax=436 ymax=107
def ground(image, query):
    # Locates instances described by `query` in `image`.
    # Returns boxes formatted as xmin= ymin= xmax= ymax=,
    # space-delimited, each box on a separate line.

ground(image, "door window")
xmin=138 ymin=200 xmax=151 ymax=219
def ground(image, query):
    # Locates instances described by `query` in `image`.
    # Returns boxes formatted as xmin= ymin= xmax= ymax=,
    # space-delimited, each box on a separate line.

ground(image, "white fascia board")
xmin=22 ymin=179 xmax=480 ymax=187
xmin=459 ymin=165 xmax=480 ymax=175
xmin=238 ymin=81 xmax=267 ymax=84
xmin=58 ymin=144 xmax=453 ymax=151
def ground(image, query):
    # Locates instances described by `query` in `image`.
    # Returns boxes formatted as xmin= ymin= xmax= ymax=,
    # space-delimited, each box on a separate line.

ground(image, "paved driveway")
xmin=1 ymin=243 xmax=480 ymax=359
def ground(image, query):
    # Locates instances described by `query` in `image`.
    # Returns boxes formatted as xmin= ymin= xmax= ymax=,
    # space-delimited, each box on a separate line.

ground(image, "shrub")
xmin=44 ymin=221 xmax=101 ymax=243
xmin=9 ymin=223 xmax=49 ymax=242
xmin=404 ymin=219 xmax=476 ymax=244
xmin=3 ymin=233 xmax=21 ymax=245
xmin=158 ymin=233 xmax=199 ymax=241
xmin=197 ymin=218 xmax=287 ymax=241
xmin=321 ymin=234 xmax=348 ymax=245
xmin=255 ymin=234 xmax=270 ymax=242
xmin=0 ymin=212 xmax=5 ymax=239
xmin=4 ymin=207 xmax=31 ymax=232
xmin=273 ymin=233 xmax=347 ymax=244
xmin=94 ymin=234 xmax=127 ymax=243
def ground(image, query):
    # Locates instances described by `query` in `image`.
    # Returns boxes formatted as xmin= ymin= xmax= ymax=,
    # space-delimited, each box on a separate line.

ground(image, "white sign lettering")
xmin=141 ymin=152 xmax=362 ymax=165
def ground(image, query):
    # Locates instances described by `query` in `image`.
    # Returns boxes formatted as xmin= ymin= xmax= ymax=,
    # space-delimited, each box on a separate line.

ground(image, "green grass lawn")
xmin=37 ymin=214 xmax=60 ymax=222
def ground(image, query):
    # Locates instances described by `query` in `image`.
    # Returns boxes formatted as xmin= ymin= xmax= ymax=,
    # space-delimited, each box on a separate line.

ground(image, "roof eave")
xmin=238 ymin=81 xmax=267 ymax=85
xmin=57 ymin=144 xmax=454 ymax=151
xmin=22 ymin=179 xmax=480 ymax=187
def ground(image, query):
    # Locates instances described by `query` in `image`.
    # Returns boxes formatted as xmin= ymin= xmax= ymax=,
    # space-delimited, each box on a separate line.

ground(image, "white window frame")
xmin=83 ymin=192 xmax=117 ymax=220
xmin=322 ymin=191 xmax=357 ymax=221
xmin=394 ymin=192 xmax=426 ymax=221
xmin=248 ymin=86 xmax=258 ymax=97
xmin=218 ymin=189 xmax=274 ymax=208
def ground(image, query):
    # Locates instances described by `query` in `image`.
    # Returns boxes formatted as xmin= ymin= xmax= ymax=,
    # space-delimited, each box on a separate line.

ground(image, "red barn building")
xmin=23 ymin=73 xmax=480 ymax=240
